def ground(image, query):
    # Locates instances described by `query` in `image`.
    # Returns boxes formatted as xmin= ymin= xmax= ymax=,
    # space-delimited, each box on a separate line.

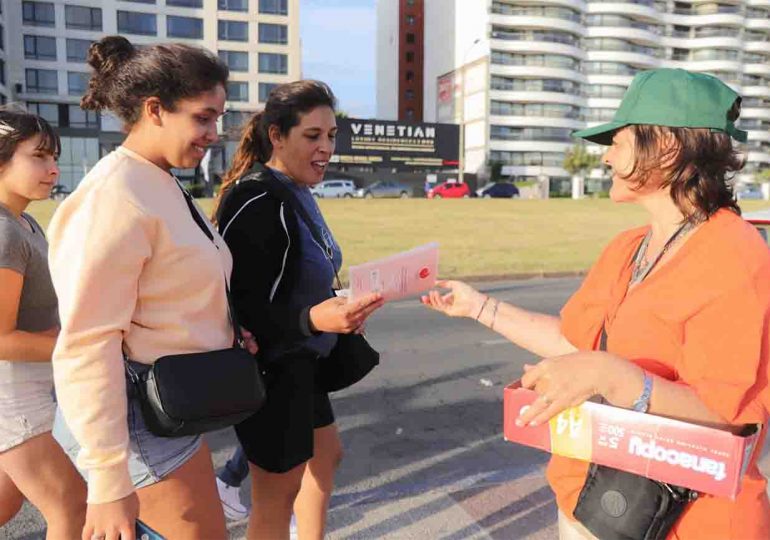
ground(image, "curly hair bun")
xmin=87 ymin=36 xmax=135 ymax=73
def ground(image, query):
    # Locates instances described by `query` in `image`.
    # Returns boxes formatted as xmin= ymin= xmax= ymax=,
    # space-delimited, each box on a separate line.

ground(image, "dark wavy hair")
xmin=0 ymin=106 xmax=60 ymax=169
xmin=80 ymin=36 xmax=228 ymax=129
xmin=212 ymin=80 xmax=337 ymax=222
xmin=622 ymin=99 xmax=744 ymax=222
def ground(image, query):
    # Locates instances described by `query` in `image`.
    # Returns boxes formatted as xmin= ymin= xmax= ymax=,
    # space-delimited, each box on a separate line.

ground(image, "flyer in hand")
xmin=348 ymin=242 xmax=439 ymax=302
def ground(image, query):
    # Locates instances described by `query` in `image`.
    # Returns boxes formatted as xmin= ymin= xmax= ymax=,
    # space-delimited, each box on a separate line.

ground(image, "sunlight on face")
xmin=270 ymin=106 xmax=337 ymax=186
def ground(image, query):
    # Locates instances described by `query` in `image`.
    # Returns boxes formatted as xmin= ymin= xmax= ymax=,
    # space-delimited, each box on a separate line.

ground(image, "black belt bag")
xmin=126 ymin=179 xmax=266 ymax=437
xmin=319 ymin=332 xmax=379 ymax=392
xmin=574 ymin=463 xmax=698 ymax=540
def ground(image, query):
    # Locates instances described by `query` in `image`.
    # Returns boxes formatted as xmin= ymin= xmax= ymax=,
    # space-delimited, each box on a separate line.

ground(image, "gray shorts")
xmin=53 ymin=362 xmax=202 ymax=489
xmin=0 ymin=361 xmax=56 ymax=453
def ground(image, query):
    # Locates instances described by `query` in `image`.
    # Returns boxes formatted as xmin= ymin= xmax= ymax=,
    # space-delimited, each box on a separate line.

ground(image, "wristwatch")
xmin=632 ymin=371 xmax=653 ymax=413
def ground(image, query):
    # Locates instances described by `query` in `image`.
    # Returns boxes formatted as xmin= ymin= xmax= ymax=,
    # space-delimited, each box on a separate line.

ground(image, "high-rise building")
xmin=378 ymin=0 xmax=770 ymax=190
xmin=0 ymin=0 xmax=300 ymax=188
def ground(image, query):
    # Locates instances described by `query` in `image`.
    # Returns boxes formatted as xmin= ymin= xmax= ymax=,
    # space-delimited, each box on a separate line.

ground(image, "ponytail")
xmin=212 ymin=113 xmax=271 ymax=222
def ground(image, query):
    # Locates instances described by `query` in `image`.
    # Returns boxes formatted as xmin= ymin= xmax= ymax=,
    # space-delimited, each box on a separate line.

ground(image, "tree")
xmin=563 ymin=144 xmax=601 ymax=176
xmin=757 ymin=169 xmax=770 ymax=183
xmin=335 ymin=110 xmax=349 ymax=119
xmin=489 ymin=160 xmax=504 ymax=182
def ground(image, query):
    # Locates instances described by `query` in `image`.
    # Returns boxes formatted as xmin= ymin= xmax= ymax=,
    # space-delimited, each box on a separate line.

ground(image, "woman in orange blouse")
xmin=423 ymin=68 xmax=770 ymax=539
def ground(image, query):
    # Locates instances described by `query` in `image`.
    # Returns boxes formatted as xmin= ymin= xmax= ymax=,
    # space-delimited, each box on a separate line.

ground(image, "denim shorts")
xmin=53 ymin=360 xmax=202 ymax=489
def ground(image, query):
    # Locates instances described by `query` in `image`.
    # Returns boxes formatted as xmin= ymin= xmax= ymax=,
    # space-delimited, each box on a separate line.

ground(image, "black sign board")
xmin=332 ymin=118 xmax=460 ymax=169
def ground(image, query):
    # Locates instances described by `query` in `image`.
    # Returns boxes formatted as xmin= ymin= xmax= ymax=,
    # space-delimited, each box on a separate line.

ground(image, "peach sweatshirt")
xmin=47 ymin=147 xmax=233 ymax=504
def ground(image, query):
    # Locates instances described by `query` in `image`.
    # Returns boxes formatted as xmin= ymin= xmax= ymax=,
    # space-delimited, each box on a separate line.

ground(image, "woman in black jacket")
xmin=213 ymin=80 xmax=384 ymax=540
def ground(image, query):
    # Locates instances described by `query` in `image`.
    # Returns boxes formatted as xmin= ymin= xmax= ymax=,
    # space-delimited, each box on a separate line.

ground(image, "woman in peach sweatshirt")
xmin=48 ymin=36 xmax=236 ymax=540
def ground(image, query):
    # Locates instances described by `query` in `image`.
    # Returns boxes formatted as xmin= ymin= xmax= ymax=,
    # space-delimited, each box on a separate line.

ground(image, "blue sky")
xmin=300 ymin=0 xmax=376 ymax=118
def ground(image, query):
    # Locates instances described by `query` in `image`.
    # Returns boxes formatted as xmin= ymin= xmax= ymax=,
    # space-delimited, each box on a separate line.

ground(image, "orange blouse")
xmin=552 ymin=209 xmax=770 ymax=539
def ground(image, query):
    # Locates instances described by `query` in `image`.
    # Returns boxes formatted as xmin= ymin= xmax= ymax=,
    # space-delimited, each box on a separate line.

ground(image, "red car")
xmin=428 ymin=181 xmax=471 ymax=199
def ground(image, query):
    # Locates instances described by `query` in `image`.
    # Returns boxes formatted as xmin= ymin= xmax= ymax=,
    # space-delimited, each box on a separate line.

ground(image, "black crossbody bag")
xmin=252 ymin=168 xmax=380 ymax=392
xmin=125 ymin=181 xmax=266 ymax=437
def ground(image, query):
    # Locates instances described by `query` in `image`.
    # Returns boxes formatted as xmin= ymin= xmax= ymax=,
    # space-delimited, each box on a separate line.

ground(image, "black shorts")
xmin=234 ymin=352 xmax=334 ymax=473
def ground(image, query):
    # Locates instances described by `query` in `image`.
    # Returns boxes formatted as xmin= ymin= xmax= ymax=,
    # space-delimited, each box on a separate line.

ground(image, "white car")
xmin=310 ymin=179 xmax=357 ymax=198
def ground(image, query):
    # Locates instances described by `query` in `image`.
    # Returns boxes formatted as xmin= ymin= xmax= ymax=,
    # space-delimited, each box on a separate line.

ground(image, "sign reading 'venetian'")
xmin=332 ymin=118 xmax=459 ymax=169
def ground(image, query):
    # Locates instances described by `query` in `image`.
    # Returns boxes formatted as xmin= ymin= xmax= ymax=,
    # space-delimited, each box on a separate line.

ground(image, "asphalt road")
xmin=6 ymin=277 xmax=767 ymax=539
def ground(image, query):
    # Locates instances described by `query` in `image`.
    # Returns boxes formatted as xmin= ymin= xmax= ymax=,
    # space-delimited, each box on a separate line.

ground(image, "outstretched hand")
xmin=420 ymin=280 xmax=486 ymax=319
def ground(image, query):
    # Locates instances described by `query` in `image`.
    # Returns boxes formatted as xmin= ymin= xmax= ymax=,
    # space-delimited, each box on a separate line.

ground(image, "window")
xmin=0 ymin=25 xmax=4 ymax=51
xmin=258 ymin=82 xmax=277 ymax=102
xmin=219 ymin=51 xmax=248 ymax=72
xmin=405 ymin=108 xmax=415 ymax=120
xmin=167 ymin=0 xmax=203 ymax=7
xmin=227 ymin=81 xmax=249 ymax=102
xmin=68 ymin=105 xmax=99 ymax=128
xmin=223 ymin=110 xmax=249 ymax=131
xmin=259 ymin=0 xmax=287 ymax=15
xmin=23 ymin=1 xmax=55 ymax=27
xmin=117 ymin=11 xmax=157 ymax=35
xmin=258 ymin=53 xmax=287 ymax=74
xmin=167 ymin=16 xmax=203 ymax=38
xmin=125 ymin=0 xmax=156 ymax=3
xmin=24 ymin=35 xmax=57 ymax=60
xmin=218 ymin=20 xmax=248 ymax=41
xmin=67 ymin=38 xmax=92 ymax=61
xmin=65 ymin=5 xmax=102 ymax=31
xmin=405 ymin=70 xmax=414 ymax=81
xmin=27 ymin=102 xmax=59 ymax=125
xmin=258 ymin=23 xmax=288 ymax=44
xmin=406 ymin=15 xmax=415 ymax=25
xmin=26 ymin=69 xmax=58 ymax=94
xmin=68 ymin=71 xmax=89 ymax=95
xmin=218 ymin=0 xmax=248 ymax=11
xmin=406 ymin=51 xmax=414 ymax=62
xmin=406 ymin=33 xmax=415 ymax=44
xmin=405 ymin=89 xmax=414 ymax=100
xmin=0 ymin=60 xmax=4 ymax=86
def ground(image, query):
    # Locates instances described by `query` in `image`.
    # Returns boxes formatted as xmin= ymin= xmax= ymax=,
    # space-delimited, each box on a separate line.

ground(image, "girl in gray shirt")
xmin=0 ymin=109 xmax=85 ymax=536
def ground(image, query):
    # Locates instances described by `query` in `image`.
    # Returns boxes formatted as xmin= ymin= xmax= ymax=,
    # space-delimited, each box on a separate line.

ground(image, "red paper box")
xmin=503 ymin=382 xmax=762 ymax=499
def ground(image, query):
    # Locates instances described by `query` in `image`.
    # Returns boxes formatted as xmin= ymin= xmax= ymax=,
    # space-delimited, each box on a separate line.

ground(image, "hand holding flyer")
xmin=348 ymin=243 xmax=439 ymax=302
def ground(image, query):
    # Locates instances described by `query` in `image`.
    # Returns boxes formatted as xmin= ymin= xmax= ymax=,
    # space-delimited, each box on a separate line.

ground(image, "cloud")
xmin=301 ymin=0 xmax=376 ymax=117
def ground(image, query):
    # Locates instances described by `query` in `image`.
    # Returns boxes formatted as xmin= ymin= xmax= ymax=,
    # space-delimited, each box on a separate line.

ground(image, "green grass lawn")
xmin=28 ymin=198 xmax=770 ymax=280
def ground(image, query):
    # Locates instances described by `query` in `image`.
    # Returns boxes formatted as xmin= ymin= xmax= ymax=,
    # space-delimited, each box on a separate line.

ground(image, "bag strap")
xmin=245 ymin=165 xmax=343 ymax=290
xmin=174 ymin=178 xmax=244 ymax=346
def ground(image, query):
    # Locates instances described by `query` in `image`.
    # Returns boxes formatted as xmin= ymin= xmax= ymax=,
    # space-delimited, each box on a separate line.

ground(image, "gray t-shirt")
xmin=0 ymin=204 xmax=58 ymax=332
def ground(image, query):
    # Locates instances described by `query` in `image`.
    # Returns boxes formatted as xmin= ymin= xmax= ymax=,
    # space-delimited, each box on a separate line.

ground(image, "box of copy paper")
xmin=503 ymin=382 xmax=761 ymax=499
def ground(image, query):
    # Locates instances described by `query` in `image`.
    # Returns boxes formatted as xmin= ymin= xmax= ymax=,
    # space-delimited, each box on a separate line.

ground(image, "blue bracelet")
xmin=632 ymin=371 xmax=653 ymax=413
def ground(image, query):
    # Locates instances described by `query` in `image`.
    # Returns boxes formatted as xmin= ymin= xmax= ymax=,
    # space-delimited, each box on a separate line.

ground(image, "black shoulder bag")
xmin=126 ymin=181 xmax=266 ymax=437
xmin=255 ymin=168 xmax=380 ymax=392
xmin=573 ymin=228 xmax=698 ymax=539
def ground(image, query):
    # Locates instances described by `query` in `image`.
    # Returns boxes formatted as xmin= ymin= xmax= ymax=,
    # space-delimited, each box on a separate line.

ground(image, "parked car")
xmin=310 ymin=179 xmax=357 ymax=198
xmin=476 ymin=182 xmax=520 ymax=199
xmin=50 ymin=185 xmax=72 ymax=201
xmin=355 ymin=180 xmax=412 ymax=199
xmin=736 ymin=185 xmax=763 ymax=201
xmin=427 ymin=181 xmax=471 ymax=199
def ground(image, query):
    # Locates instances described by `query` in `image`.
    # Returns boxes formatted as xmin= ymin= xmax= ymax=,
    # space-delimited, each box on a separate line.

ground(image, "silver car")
xmin=310 ymin=179 xmax=357 ymax=198
xmin=355 ymin=180 xmax=412 ymax=199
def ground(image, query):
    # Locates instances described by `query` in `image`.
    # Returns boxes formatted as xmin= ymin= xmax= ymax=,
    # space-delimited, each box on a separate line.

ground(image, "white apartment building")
xmin=378 ymin=0 xmax=770 ymax=190
xmin=0 ymin=0 xmax=300 ymax=188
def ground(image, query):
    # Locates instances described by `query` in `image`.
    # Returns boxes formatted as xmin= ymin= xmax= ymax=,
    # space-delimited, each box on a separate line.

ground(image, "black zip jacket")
xmin=216 ymin=164 xmax=317 ymax=357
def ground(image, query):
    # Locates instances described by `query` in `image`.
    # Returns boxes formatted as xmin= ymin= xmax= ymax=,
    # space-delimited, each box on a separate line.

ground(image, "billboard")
xmin=332 ymin=118 xmax=459 ymax=169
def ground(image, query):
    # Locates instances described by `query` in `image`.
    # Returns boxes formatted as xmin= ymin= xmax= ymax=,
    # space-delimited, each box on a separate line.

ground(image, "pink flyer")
xmin=348 ymin=242 xmax=439 ymax=302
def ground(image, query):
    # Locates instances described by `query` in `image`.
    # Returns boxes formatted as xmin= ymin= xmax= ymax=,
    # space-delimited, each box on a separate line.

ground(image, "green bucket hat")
xmin=573 ymin=68 xmax=747 ymax=145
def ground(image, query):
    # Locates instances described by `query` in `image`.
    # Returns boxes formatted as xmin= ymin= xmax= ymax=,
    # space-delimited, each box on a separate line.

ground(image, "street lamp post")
xmin=458 ymin=38 xmax=481 ymax=185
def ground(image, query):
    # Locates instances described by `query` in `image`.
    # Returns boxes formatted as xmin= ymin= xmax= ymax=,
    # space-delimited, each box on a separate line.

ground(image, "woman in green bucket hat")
xmin=423 ymin=68 xmax=770 ymax=539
